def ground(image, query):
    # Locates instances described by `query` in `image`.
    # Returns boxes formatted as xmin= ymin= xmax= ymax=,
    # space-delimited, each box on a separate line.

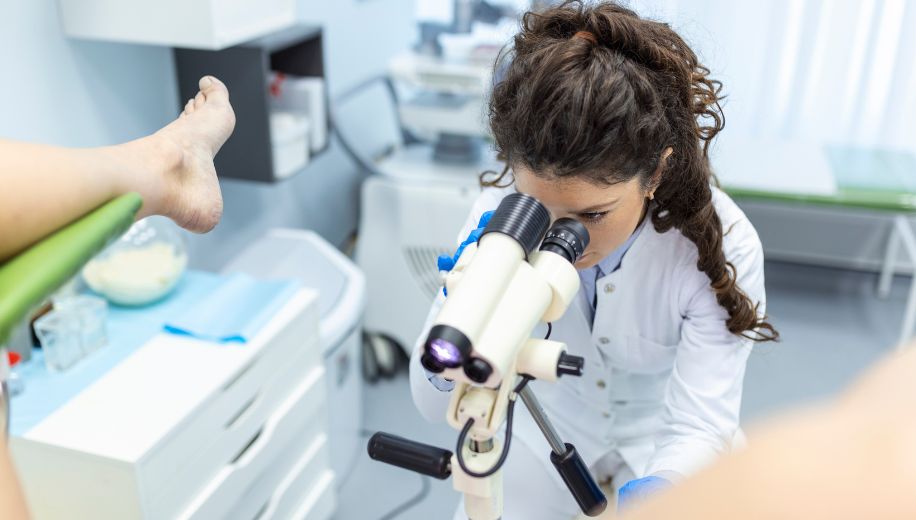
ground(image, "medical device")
xmin=368 ymin=194 xmax=607 ymax=519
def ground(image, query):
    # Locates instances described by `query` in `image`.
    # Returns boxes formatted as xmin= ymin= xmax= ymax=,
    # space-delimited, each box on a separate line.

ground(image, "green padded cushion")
xmin=0 ymin=193 xmax=142 ymax=345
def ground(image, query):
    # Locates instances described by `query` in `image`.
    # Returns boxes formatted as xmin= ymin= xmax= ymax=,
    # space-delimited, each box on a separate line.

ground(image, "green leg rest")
xmin=0 ymin=193 xmax=143 ymax=345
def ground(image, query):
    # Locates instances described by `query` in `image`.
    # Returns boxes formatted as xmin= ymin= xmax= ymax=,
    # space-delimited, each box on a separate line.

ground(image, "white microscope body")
xmin=370 ymin=193 xmax=607 ymax=520
xmin=440 ymin=236 xmax=580 ymax=518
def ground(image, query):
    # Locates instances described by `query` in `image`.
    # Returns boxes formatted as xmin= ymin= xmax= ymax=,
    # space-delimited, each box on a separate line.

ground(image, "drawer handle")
xmin=222 ymin=362 xmax=255 ymax=392
xmin=230 ymin=427 xmax=264 ymax=465
xmin=253 ymin=498 xmax=271 ymax=520
xmin=226 ymin=393 xmax=261 ymax=429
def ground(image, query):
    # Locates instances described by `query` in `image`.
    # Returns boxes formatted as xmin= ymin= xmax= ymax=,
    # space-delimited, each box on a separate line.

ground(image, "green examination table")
xmin=714 ymin=139 xmax=916 ymax=347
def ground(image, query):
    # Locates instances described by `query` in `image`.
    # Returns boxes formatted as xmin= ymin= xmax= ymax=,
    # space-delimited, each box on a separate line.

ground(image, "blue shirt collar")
xmin=593 ymin=212 xmax=649 ymax=276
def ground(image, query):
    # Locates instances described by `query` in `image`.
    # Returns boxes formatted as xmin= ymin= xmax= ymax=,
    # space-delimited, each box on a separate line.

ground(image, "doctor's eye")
xmin=579 ymin=211 xmax=609 ymax=223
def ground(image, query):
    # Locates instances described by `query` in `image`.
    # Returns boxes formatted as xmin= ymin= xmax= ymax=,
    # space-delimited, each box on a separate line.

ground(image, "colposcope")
xmin=368 ymin=193 xmax=608 ymax=519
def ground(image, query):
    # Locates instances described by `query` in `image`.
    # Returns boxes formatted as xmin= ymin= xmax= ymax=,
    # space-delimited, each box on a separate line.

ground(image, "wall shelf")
xmin=174 ymin=25 xmax=328 ymax=183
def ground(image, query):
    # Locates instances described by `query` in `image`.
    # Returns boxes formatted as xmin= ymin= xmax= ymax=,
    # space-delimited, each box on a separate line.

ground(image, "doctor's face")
xmin=513 ymin=165 xmax=650 ymax=270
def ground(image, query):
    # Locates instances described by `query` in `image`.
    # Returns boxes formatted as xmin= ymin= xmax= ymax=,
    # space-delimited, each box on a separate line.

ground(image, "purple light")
xmin=428 ymin=338 xmax=462 ymax=366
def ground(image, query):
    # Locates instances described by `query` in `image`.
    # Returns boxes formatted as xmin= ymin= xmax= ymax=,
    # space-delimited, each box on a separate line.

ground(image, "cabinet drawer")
xmin=270 ymin=470 xmax=335 ymax=520
xmin=252 ymin=425 xmax=334 ymax=520
xmin=178 ymin=364 xmax=328 ymax=519
xmin=235 ymin=433 xmax=330 ymax=520
xmin=147 ymin=331 xmax=321 ymax=517
xmin=253 ymin=424 xmax=336 ymax=520
xmin=12 ymin=289 xmax=325 ymax=520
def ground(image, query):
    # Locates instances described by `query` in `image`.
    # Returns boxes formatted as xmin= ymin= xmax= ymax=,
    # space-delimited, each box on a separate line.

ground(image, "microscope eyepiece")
xmin=423 ymin=324 xmax=473 ymax=370
xmin=539 ymin=218 xmax=590 ymax=264
xmin=420 ymin=352 xmax=446 ymax=373
xmin=480 ymin=193 xmax=551 ymax=257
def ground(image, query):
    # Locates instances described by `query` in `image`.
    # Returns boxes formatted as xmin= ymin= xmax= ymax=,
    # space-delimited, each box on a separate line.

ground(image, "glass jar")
xmin=82 ymin=216 xmax=188 ymax=306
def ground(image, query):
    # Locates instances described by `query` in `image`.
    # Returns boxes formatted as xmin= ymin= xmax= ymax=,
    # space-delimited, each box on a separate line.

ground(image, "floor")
xmin=334 ymin=261 xmax=911 ymax=520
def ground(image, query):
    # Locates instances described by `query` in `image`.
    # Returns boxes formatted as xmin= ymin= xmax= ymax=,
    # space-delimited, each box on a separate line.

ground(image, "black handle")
xmin=367 ymin=432 xmax=453 ymax=480
xmin=550 ymin=443 xmax=608 ymax=517
xmin=557 ymin=353 xmax=585 ymax=377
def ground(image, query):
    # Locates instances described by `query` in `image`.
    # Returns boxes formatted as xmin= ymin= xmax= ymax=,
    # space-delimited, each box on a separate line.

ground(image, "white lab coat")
xmin=410 ymin=184 xmax=764 ymax=482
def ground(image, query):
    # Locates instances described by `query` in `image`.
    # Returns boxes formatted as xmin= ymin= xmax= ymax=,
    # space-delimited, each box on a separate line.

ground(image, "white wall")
xmin=0 ymin=2 xmax=177 ymax=145
xmin=185 ymin=0 xmax=417 ymax=270
xmin=0 ymin=0 xmax=417 ymax=270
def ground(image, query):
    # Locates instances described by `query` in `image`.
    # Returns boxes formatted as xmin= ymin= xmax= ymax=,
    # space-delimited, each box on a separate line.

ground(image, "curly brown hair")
xmin=483 ymin=0 xmax=777 ymax=341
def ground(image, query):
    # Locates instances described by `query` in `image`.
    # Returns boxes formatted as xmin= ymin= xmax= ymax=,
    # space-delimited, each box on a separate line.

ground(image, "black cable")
xmin=545 ymin=322 xmax=552 ymax=340
xmin=455 ymin=376 xmax=533 ymax=478
xmin=377 ymin=472 xmax=431 ymax=520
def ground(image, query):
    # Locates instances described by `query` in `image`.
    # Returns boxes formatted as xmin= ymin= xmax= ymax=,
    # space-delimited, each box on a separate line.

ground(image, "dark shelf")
xmin=174 ymin=24 xmax=326 ymax=183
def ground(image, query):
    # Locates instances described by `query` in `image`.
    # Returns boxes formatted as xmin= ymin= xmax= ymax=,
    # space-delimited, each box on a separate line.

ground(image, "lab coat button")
xmin=597 ymin=380 xmax=607 ymax=389
xmin=598 ymin=337 xmax=610 ymax=344
xmin=602 ymin=411 xmax=612 ymax=418
xmin=604 ymin=283 xmax=615 ymax=294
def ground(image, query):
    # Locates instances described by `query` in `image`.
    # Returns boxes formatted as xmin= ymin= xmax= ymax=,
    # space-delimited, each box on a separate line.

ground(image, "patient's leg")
xmin=0 ymin=75 xmax=235 ymax=260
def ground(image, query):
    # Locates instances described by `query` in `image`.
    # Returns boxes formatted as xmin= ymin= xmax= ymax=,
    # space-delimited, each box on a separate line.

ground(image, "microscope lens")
xmin=429 ymin=338 xmax=462 ymax=366
xmin=424 ymin=324 xmax=472 ymax=369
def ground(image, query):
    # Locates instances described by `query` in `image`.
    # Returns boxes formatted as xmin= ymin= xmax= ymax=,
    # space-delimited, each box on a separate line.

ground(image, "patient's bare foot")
xmin=135 ymin=76 xmax=236 ymax=233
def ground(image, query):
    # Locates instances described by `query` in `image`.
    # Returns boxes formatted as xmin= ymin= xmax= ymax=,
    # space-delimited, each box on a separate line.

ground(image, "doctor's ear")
xmin=646 ymin=147 xmax=673 ymax=200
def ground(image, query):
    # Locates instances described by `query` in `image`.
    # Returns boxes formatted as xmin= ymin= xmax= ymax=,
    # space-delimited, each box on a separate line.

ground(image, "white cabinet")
xmin=11 ymin=288 xmax=334 ymax=519
xmin=58 ymin=0 xmax=297 ymax=50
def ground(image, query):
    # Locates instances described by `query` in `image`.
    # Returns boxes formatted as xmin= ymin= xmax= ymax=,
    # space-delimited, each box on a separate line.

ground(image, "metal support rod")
xmin=1 ymin=380 xmax=8 ymax=439
xmin=879 ymin=217 xmax=902 ymax=299
xmin=517 ymin=386 xmax=567 ymax=456
xmin=893 ymin=215 xmax=916 ymax=348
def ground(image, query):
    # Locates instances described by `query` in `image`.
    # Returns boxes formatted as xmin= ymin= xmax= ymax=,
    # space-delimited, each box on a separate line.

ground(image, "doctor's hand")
xmin=618 ymin=476 xmax=672 ymax=512
xmin=437 ymin=211 xmax=494 ymax=273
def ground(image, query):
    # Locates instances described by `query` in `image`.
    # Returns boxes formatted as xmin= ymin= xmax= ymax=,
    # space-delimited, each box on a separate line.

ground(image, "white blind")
xmin=628 ymin=0 xmax=916 ymax=153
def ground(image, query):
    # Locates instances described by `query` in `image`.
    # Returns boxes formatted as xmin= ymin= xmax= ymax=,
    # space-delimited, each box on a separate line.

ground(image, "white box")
xmin=58 ymin=0 xmax=297 ymax=50
xmin=269 ymin=75 xmax=328 ymax=153
xmin=270 ymin=112 xmax=311 ymax=179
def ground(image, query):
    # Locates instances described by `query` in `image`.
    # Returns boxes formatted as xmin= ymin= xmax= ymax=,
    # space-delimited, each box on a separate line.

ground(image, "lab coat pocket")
xmin=625 ymin=335 xmax=677 ymax=374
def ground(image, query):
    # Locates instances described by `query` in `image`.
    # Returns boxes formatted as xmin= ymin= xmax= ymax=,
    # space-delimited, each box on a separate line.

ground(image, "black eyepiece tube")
xmin=540 ymin=218 xmax=590 ymax=264
xmin=481 ymin=193 xmax=551 ymax=257
xmin=368 ymin=432 xmax=453 ymax=480
xmin=550 ymin=443 xmax=608 ymax=517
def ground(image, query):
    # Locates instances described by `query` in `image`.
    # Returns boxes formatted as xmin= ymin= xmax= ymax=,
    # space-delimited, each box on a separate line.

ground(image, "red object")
xmin=7 ymin=351 xmax=21 ymax=366
xmin=269 ymin=72 xmax=286 ymax=98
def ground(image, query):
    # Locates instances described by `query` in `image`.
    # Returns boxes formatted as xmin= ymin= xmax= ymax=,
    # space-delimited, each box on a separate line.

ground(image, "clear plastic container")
xmin=34 ymin=309 xmax=84 ymax=372
xmin=34 ymin=295 xmax=109 ymax=372
xmin=53 ymin=295 xmax=109 ymax=355
xmin=82 ymin=216 xmax=188 ymax=306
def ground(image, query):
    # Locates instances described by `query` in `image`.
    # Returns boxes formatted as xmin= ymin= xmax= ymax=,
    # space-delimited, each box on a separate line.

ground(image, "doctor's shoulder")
xmin=665 ymin=188 xmax=761 ymax=261
xmin=664 ymin=188 xmax=765 ymax=301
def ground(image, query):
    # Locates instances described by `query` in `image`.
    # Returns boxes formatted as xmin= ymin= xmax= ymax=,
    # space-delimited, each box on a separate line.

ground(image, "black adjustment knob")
xmin=368 ymin=432 xmax=453 ymax=480
xmin=557 ymin=353 xmax=585 ymax=377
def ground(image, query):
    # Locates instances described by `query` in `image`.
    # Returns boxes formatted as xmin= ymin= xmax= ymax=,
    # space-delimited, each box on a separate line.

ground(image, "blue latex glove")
xmin=437 ymin=211 xmax=494 ymax=296
xmin=437 ymin=211 xmax=494 ymax=273
xmin=617 ymin=476 xmax=671 ymax=512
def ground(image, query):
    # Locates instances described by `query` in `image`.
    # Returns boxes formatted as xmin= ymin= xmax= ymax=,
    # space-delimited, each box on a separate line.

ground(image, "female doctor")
xmin=409 ymin=2 xmax=778 ymax=518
